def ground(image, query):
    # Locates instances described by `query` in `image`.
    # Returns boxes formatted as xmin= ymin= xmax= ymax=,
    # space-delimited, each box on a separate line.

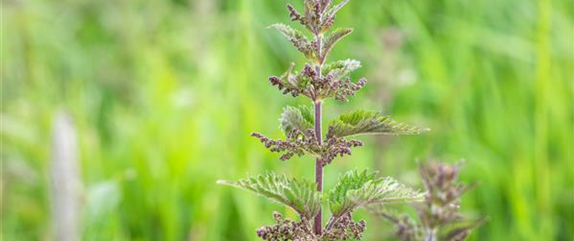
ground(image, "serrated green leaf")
xmin=328 ymin=169 xmax=423 ymax=217
xmin=323 ymin=59 xmax=362 ymax=78
xmin=348 ymin=177 xmax=424 ymax=207
xmin=269 ymin=23 xmax=317 ymax=61
xmin=329 ymin=169 xmax=377 ymax=216
xmin=439 ymin=217 xmax=488 ymax=241
xmin=329 ymin=110 xmax=430 ymax=137
xmin=217 ymin=172 xmax=321 ymax=220
xmin=322 ymin=28 xmax=353 ymax=62
xmin=279 ymin=105 xmax=313 ymax=133
xmin=325 ymin=0 xmax=352 ymax=19
xmin=269 ymin=23 xmax=308 ymax=43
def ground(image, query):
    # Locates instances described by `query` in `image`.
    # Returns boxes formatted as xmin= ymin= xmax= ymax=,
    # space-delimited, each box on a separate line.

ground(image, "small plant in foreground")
xmin=372 ymin=162 xmax=486 ymax=241
xmin=218 ymin=0 xmax=430 ymax=240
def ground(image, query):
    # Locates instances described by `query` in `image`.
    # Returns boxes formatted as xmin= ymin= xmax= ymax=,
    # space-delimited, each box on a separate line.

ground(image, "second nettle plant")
xmin=219 ymin=0 xmax=430 ymax=240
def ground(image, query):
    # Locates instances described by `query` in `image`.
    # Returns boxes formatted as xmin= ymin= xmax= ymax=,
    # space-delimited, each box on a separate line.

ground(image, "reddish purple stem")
xmin=313 ymin=100 xmax=323 ymax=235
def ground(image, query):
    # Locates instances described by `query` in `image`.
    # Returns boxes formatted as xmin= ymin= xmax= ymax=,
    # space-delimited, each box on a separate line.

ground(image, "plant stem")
xmin=313 ymin=28 xmax=325 ymax=235
xmin=313 ymin=100 xmax=323 ymax=235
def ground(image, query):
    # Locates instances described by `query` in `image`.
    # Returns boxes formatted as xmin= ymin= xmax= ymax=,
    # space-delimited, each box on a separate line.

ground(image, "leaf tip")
xmin=267 ymin=23 xmax=281 ymax=29
xmin=216 ymin=180 xmax=231 ymax=185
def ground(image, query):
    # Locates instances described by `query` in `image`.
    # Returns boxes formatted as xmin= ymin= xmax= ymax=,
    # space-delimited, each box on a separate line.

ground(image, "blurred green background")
xmin=2 ymin=0 xmax=573 ymax=240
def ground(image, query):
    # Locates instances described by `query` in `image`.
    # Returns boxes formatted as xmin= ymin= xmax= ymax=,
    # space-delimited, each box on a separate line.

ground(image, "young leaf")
xmin=326 ymin=0 xmax=352 ymax=19
xmin=270 ymin=23 xmax=308 ymax=44
xmin=279 ymin=105 xmax=314 ymax=133
xmin=329 ymin=110 xmax=430 ymax=137
xmin=323 ymin=59 xmax=362 ymax=78
xmin=322 ymin=28 xmax=353 ymax=62
xmin=269 ymin=23 xmax=317 ymax=61
xmin=272 ymin=63 xmax=301 ymax=90
xmin=217 ymin=172 xmax=321 ymax=220
xmin=439 ymin=217 xmax=489 ymax=241
xmin=329 ymin=169 xmax=423 ymax=217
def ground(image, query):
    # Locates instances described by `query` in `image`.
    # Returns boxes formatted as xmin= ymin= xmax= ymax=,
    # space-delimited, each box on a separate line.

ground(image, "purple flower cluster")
xmin=322 ymin=213 xmax=366 ymax=240
xmin=256 ymin=212 xmax=315 ymax=241
xmin=252 ymin=128 xmax=363 ymax=166
xmin=251 ymin=130 xmax=318 ymax=161
xmin=256 ymin=212 xmax=367 ymax=241
xmin=287 ymin=0 xmax=341 ymax=35
xmin=268 ymin=62 xmax=367 ymax=102
xmin=321 ymin=127 xmax=363 ymax=166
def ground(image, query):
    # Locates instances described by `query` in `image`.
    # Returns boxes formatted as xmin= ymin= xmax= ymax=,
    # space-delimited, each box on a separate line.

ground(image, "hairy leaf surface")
xmin=329 ymin=110 xmax=430 ymax=137
xmin=325 ymin=0 xmax=352 ymax=19
xmin=270 ymin=23 xmax=308 ymax=43
xmin=322 ymin=28 xmax=353 ymax=61
xmin=323 ymin=59 xmax=361 ymax=78
xmin=280 ymin=105 xmax=313 ymax=133
xmin=217 ymin=173 xmax=321 ymax=220
xmin=329 ymin=169 xmax=423 ymax=217
xmin=439 ymin=217 xmax=488 ymax=241
xmin=270 ymin=23 xmax=317 ymax=61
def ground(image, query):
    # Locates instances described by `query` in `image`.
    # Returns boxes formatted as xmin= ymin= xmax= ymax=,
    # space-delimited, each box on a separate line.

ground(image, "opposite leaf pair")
xmin=252 ymin=106 xmax=429 ymax=166
xmin=218 ymin=170 xmax=424 ymax=240
xmin=268 ymin=58 xmax=367 ymax=101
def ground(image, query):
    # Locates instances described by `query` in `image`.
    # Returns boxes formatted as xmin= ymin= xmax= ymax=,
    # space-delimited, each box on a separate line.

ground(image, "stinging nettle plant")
xmin=372 ymin=162 xmax=487 ymax=241
xmin=218 ymin=0 xmax=430 ymax=240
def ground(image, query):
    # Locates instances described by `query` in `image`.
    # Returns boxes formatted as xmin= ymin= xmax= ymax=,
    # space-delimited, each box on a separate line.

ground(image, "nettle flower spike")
xmin=373 ymin=162 xmax=487 ymax=241
xmin=269 ymin=1 xmax=363 ymax=103
xmin=287 ymin=0 xmax=352 ymax=35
